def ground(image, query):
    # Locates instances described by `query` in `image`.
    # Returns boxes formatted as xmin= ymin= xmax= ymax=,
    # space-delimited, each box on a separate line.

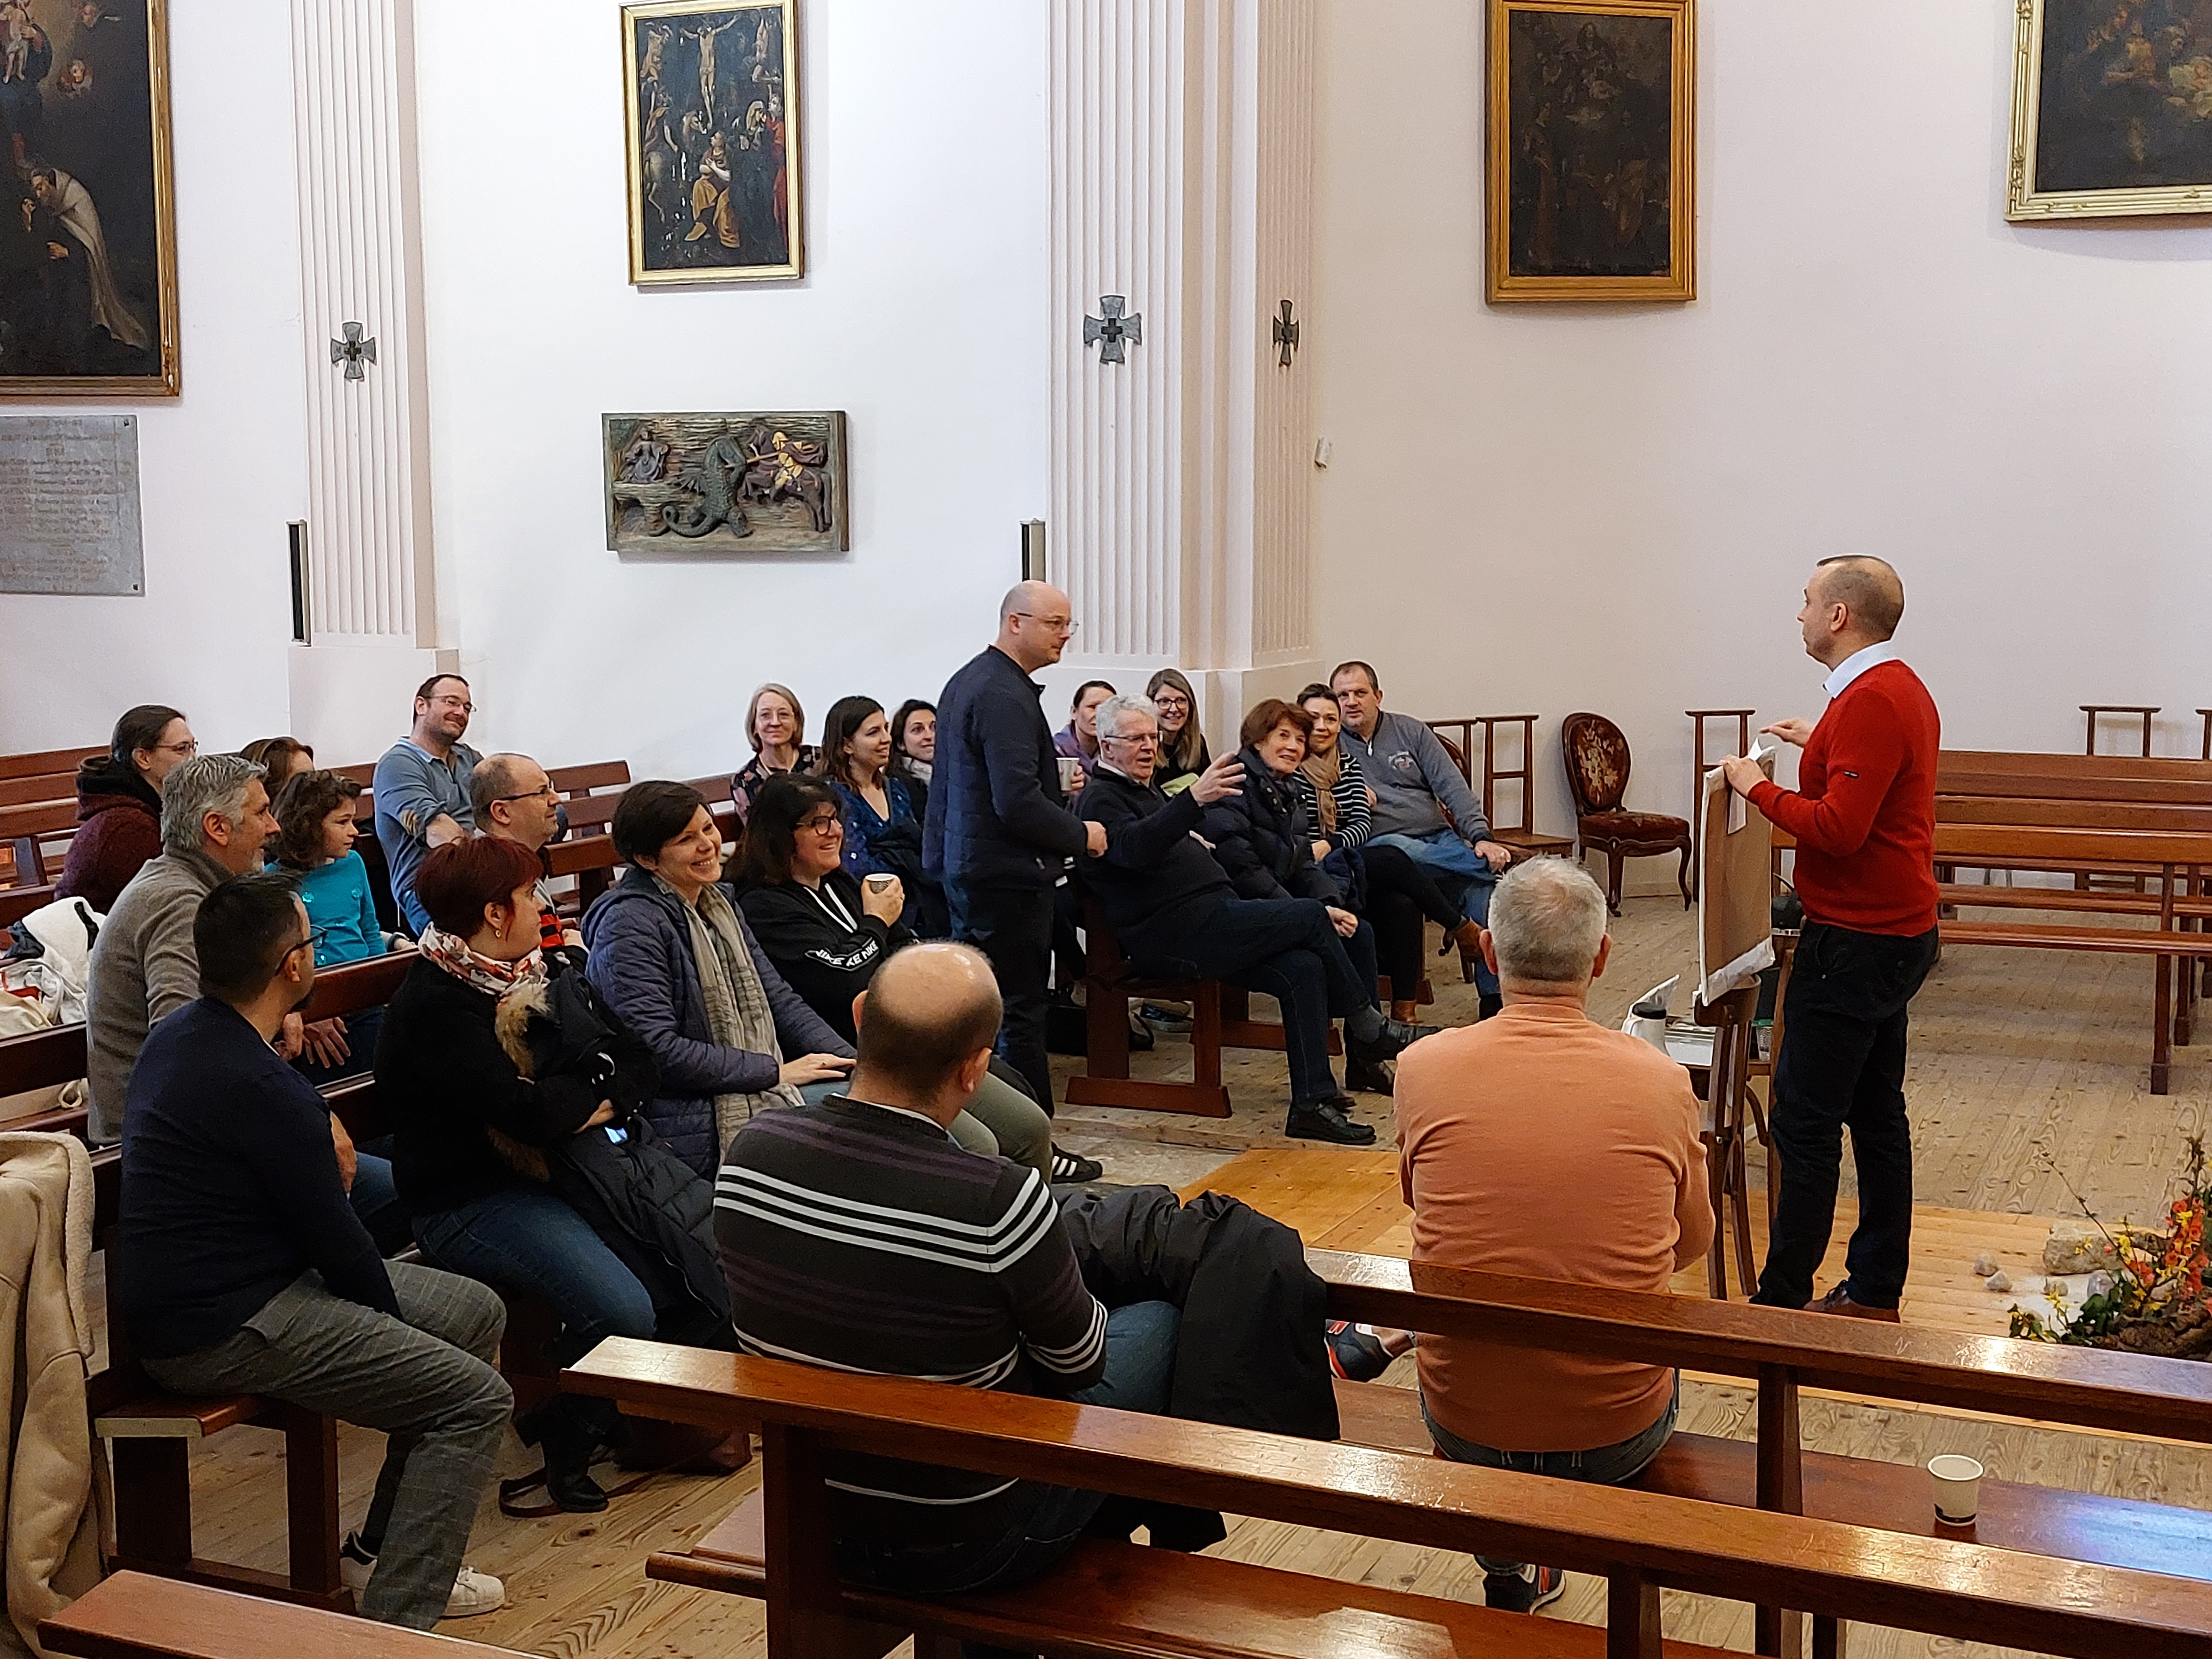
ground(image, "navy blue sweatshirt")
xmin=115 ymin=997 xmax=397 ymax=1359
xmin=923 ymin=644 xmax=1089 ymax=890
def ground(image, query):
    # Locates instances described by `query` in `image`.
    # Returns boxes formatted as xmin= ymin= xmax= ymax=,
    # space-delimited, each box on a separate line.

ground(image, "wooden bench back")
xmin=1311 ymin=1248 xmax=2212 ymax=1443
xmin=1933 ymin=821 xmax=2212 ymax=871
xmin=1939 ymin=794 xmax=2212 ymax=832
xmin=564 ymin=1337 xmax=2212 ymax=1659
xmin=1942 ymin=749 xmax=2212 ymax=782
xmin=0 ymin=746 xmax=103 ymax=785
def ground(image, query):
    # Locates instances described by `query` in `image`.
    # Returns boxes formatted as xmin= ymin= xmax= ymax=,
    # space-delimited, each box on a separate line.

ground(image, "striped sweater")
xmin=713 ymin=1093 xmax=1107 ymax=1542
xmin=1295 ymin=747 xmax=1375 ymax=851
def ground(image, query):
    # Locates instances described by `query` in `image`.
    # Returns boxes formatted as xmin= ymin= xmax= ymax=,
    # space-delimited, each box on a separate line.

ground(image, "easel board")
xmin=1697 ymin=757 xmax=1775 ymax=1006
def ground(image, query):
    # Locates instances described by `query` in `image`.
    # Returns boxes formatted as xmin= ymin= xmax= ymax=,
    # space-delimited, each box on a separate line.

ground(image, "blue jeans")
xmin=1127 ymin=893 xmax=1380 ymax=1105
xmin=348 ymin=1142 xmax=412 ymax=1257
xmin=1366 ymin=830 xmax=1500 ymax=994
xmin=1423 ymin=1381 xmax=1679 ymax=1576
xmin=834 ymin=1301 xmax=1181 ymax=1659
xmin=410 ymin=1187 xmax=658 ymax=1367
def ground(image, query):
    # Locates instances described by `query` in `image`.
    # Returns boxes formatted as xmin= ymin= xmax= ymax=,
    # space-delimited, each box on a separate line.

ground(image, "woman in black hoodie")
xmin=55 ymin=704 xmax=194 ymax=912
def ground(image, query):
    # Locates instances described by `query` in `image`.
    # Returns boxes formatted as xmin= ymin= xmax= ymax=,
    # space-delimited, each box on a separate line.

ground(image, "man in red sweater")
xmin=1723 ymin=556 xmax=1939 ymax=1321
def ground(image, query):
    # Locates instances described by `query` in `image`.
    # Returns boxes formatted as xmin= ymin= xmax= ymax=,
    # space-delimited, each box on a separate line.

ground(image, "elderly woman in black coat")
xmin=1199 ymin=699 xmax=1403 ymax=1094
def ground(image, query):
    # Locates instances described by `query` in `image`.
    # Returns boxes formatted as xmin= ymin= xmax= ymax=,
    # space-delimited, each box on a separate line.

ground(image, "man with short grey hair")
xmin=471 ymin=752 xmax=579 ymax=950
xmin=1394 ymin=857 xmax=1711 ymax=1615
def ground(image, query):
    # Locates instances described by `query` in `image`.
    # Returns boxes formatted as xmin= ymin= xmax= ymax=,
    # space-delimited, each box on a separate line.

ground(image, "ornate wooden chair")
xmin=1560 ymin=712 xmax=1692 ymax=915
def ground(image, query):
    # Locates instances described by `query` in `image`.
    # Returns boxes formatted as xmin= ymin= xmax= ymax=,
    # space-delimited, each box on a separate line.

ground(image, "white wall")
xmin=412 ymin=0 xmax=1050 ymax=781
xmin=0 ymin=0 xmax=305 ymax=754
xmin=1312 ymin=0 xmax=2212 ymax=848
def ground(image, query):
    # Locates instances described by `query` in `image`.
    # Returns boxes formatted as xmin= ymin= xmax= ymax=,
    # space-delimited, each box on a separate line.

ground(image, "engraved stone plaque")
xmin=0 ymin=417 xmax=146 ymax=597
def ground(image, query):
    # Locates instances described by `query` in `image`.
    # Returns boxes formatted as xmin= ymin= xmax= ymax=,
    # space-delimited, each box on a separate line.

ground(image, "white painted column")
xmin=1046 ymin=0 xmax=1319 ymax=738
xmin=285 ymin=0 xmax=451 ymax=758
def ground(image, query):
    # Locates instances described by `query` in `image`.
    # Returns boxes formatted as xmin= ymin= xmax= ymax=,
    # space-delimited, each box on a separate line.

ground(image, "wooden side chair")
xmin=1560 ymin=712 xmax=1692 ymax=915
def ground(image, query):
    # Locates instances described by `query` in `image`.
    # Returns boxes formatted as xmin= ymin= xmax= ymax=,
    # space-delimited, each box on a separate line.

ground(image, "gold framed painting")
xmin=622 ymin=0 xmax=803 ymax=285
xmin=1486 ymin=0 xmax=1695 ymax=304
xmin=0 ymin=0 xmax=180 ymax=397
xmin=2008 ymin=0 xmax=2212 ymax=221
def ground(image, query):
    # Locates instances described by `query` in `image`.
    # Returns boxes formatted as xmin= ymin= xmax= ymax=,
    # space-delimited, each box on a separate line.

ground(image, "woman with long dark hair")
xmin=816 ymin=694 xmax=945 ymax=936
xmin=888 ymin=698 xmax=936 ymax=787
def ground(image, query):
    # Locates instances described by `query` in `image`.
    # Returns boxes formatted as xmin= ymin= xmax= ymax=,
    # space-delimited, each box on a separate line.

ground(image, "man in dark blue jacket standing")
xmin=926 ymin=582 xmax=1106 ymax=1175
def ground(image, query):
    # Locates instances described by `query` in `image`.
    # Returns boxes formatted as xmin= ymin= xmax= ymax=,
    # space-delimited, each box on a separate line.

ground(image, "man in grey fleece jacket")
xmin=1330 ymin=661 xmax=1512 ymax=1012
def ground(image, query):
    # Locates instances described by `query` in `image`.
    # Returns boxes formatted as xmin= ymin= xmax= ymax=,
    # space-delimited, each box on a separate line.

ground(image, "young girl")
xmin=273 ymin=770 xmax=388 ymax=1081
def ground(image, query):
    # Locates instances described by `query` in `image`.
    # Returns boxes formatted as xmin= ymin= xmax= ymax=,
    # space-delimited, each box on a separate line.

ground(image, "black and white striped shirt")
xmin=714 ymin=1093 xmax=1107 ymax=1541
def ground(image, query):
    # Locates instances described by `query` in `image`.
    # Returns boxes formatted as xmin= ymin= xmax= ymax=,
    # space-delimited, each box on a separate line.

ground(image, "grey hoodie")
xmin=1338 ymin=711 xmax=1492 ymax=844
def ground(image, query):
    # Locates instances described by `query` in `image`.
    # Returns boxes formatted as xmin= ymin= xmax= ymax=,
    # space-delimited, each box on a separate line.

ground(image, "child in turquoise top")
xmin=275 ymin=771 xmax=385 ymax=965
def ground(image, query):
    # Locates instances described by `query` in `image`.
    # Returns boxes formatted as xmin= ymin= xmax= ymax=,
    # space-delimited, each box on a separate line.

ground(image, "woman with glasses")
xmin=1145 ymin=669 xmax=1211 ymax=793
xmin=734 ymin=776 xmax=1053 ymax=1182
xmin=816 ymin=694 xmax=946 ymax=937
xmin=55 ymin=703 xmax=195 ymax=913
xmin=731 ymin=682 xmax=818 ymax=827
xmin=582 ymin=780 xmax=856 ymax=1177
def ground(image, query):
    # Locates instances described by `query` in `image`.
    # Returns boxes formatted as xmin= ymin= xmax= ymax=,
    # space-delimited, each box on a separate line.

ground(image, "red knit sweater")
xmin=1748 ymin=659 xmax=1939 ymax=937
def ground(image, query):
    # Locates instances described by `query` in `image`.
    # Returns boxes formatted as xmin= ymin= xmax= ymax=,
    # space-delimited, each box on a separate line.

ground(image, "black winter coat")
xmin=923 ymin=645 xmax=1090 ymax=890
xmin=1199 ymin=750 xmax=1347 ymax=907
xmin=1057 ymin=1183 xmax=1339 ymax=1551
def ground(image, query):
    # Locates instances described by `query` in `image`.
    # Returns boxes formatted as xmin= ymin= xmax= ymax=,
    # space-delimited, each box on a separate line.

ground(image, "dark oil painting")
xmin=2034 ymin=0 xmax=2212 ymax=192
xmin=0 ymin=0 xmax=174 ymax=393
xmin=626 ymin=0 xmax=799 ymax=284
xmin=1506 ymin=10 xmax=1674 ymax=279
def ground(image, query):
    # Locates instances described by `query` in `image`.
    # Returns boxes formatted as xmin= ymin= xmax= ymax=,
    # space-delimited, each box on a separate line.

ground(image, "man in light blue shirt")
xmin=373 ymin=675 xmax=483 ymax=936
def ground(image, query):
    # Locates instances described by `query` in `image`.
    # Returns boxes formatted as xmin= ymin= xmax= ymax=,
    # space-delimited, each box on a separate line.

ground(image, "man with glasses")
xmin=1078 ymin=694 xmax=1433 ymax=1146
xmin=925 ymin=582 xmax=1108 ymax=1181
xmin=375 ymin=675 xmax=484 ymax=937
xmin=115 ymin=873 xmax=512 ymax=1628
xmin=471 ymin=752 xmax=580 ymax=951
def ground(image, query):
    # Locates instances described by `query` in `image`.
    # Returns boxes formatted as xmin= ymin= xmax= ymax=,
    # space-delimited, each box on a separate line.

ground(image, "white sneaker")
xmin=338 ymin=1532 xmax=507 ymax=1618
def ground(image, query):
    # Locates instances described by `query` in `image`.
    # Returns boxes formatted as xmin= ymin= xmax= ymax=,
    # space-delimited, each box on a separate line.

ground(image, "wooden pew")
xmin=1312 ymin=1246 xmax=2212 ymax=1654
xmin=0 ymin=798 xmax=78 ymax=886
xmin=41 ymin=1571 xmax=523 ymax=1659
xmin=567 ymin=1337 xmax=2212 ymax=1659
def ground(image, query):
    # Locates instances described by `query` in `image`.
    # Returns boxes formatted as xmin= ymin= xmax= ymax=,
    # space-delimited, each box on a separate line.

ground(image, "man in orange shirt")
xmin=1395 ymin=857 xmax=1712 ymax=1614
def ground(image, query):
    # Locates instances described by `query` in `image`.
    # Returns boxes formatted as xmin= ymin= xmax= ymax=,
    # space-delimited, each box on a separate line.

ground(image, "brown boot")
xmin=1392 ymin=999 xmax=1421 ymax=1024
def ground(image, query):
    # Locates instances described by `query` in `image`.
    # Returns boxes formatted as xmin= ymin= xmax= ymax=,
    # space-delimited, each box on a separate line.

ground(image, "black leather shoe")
xmin=1341 ymin=1052 xmax=1395 ymax=1095
xmin=1350 ymin=1016 xmax=1441 ymax=1066
xmin=516 ymin=1400 xmax=612 ymax=1514
xmin=1285 ymin=1096 xmax=1378 ymax=1145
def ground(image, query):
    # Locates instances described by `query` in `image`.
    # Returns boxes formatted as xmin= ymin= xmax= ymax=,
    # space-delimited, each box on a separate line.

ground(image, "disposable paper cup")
xmin=1928 ymin=1454 xmax=1983 ymax=1524
xmin=864 ymin=874 xmax=896 ymax=894
xmin=1057 ymin=758 xmax=1085 ymax=791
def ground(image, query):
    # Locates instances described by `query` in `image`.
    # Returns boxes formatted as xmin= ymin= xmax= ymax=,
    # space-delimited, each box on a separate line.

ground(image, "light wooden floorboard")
xmin=165 ymin=891 xmax=2212 ymax=1658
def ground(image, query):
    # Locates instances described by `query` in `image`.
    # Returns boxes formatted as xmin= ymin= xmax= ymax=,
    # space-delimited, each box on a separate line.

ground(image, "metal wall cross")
xmin=1272 ymin=299 xmax=1300 ymax=367
xmin=1083 ymin=295 xmax=1141 ymax=364
xmin=329 ymin=321 xmax=377 ymax=381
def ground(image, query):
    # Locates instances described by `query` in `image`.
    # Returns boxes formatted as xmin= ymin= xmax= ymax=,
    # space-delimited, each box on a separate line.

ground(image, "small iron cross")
xmin=1083 ymin=295 xmax=1141 ymax=364
xmin=1272 ymin=299 xmax=1300 ymax=367
xmin=329 ymin=321 xmax=377 ymax=381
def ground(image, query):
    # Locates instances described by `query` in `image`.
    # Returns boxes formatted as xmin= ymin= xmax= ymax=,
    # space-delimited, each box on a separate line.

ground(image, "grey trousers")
xmin=143 ymin=1262 xmax=511 ymax=1630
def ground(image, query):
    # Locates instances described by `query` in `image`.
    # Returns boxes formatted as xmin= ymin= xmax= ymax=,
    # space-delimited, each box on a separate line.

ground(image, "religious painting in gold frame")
xmin=622 ymin=0 xmax=803 ymax=286
xmin=1486 ymin=0 xmax=1695 ymax=304
xmin=2008 ymin=0 xmax=2212 ymax=222
xmin=0 ymin=0 xmax=180 ymax=397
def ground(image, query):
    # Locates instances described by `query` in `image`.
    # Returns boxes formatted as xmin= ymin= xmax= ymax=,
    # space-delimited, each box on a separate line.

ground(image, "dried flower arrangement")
xmin=2008 ymin=1137 xmax=2210 ymax=1360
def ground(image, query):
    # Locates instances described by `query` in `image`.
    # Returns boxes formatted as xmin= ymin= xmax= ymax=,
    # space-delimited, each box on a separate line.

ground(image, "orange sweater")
xmin=1394 ymin=1003 xmax=1713 ymax=1453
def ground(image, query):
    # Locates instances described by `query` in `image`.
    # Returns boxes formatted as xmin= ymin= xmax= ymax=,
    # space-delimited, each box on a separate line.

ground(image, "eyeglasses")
xmin=1011 ymin=613 xmax=1080 ymax=636
xmin=286 ymin=926 xmax=330 ymax=962
xmin=428 ymin=696 xmax=475 ymax=713
xmin=494 ymin=784 xmax=558 ymax=804
xmin=1103 ymin=731 xmax=1160 ymax=748
xmin=153 ymin=739 xmax=199 ymax=757
xmin=798 ymin=812 xmax=842 ymax=835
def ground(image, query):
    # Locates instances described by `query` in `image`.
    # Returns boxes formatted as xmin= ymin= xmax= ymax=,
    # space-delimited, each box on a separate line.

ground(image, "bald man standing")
xmin=926 ymin=584 xmax=1109 ymax=1177
xmin=1722 ymin=557 xmax=1939 ymax=1322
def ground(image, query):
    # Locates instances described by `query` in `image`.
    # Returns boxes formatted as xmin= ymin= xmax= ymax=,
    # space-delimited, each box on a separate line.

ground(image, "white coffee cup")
xmin=1057 ymin=757 xmax=1085 ymax=792
xmin=1928 ymin=1454 xmax=1983 ymax=1524
xmin=863 ymin=873 xmax=896 ymax=895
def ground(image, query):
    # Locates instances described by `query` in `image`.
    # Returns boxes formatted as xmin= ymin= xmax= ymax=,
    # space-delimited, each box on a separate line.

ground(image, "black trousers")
xmin=1128 ymin=893 xmax=1378 ymax=1106
xmin=948 ymin=878 xmax=1057 ymax=1115
xmin=1355 ymin=843 xmax=1464 ymax=1001
xmin=1753 ymin=921 xmax=1940 ymax=1312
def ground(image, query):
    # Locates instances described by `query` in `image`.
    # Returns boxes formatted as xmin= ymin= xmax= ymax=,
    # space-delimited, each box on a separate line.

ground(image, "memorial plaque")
xmin=0 ymin=416 xmax=145 ymax=597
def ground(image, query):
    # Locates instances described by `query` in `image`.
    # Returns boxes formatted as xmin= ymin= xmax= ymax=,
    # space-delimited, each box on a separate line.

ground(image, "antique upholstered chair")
xmin=1560 ymin=713 xmax=1692 ymax=916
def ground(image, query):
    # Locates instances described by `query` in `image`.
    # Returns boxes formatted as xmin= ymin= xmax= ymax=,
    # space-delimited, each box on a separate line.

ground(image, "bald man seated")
xmin=1721 ymin=555 xmax=1939 ymax=1322
xmin=469 ymin=752 xmax=581 ymax=951
xmin=713 ymin=942 xmax=1180 ymax=1606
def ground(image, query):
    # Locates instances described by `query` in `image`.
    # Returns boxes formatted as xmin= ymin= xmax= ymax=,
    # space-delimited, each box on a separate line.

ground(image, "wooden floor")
xmin=169 ymin=893 xmax=2212 ymax=1659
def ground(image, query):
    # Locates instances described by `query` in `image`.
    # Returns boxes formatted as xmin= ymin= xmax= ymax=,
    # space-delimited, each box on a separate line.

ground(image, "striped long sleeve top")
xmin=713 ymin=1093 xmax=1108 ymax=1544
xmin=1295 ymin=747 xmax=1376 ymax=852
